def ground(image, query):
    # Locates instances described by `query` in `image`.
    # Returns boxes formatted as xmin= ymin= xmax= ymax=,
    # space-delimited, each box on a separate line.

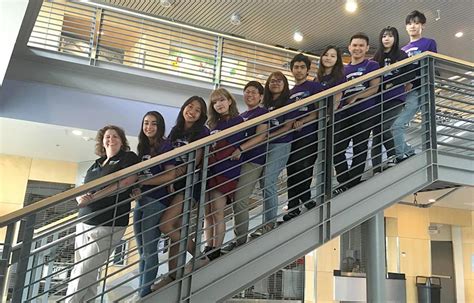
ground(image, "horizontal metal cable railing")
xmin=432 ymin=55 xmax=474 ymax=157
xmin=0 ymin=53 xmax=472 ymax=302
xmin=27 ymin=0 xmax=319 ymax=88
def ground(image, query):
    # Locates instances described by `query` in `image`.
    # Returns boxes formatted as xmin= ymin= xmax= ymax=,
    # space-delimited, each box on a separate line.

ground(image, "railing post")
xmin=12 ymin=213 xmax=36 ymax=303
xmin=192 ymin=145 xmax=209 ymax=263
xmin=213 ymin=36 xmax=224 ymax=88
xmin=177 ymin=150 xmax=196 ymax=278
xmin=179 ymin=144 xmax=210 ymax=300
xmin=0 ymin=223 xmax=17 ymax=301
xmin=421 ymin=56 xmax=439 ymax=182
xmin=323 ymin=95 xmax=334 ymax=242
xmin=89 ymin=7 xmax=103 ymax=66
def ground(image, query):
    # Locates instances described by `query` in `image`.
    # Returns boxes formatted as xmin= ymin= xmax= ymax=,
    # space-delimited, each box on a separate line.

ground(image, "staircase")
xmin=1 ymin=4 xmax=473 ymax=300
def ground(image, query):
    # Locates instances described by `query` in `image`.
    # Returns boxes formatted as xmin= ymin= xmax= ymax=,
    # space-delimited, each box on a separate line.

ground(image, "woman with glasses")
xmin=250 ymin=72 xmax=295 ymax=237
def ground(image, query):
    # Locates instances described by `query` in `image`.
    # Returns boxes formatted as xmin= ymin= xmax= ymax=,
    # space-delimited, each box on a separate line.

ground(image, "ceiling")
xmin=0 ymin=117 xmax=138 ymax=163
xmin=400 ymin=187 xmax=473 ymax=211
xmin=97 ymin=0 xmax=474 ymax=62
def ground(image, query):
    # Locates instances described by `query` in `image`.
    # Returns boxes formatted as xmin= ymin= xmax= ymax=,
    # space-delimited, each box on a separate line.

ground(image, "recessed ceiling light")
xmin=160 ymin=0 xmax=173 ymax=8
xmin=293 ymin=31 xmax=303 ymax=42
xmin=230 ymin=12 xmax=241 ymax=26
xmin=428 ymin=199 xmax=436 ymax=202
xmin=345 ymin=0 xmax=358 ymax=13
xmin=455 ymin=32 xmax=463 ymax=38
xmin=72 ymin=130 xmax=83 ymax=136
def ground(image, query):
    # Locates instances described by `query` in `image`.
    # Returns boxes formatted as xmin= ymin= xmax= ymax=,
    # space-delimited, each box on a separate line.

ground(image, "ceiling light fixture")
xmin=293 ymin=31 xmax=303 ymax=42
xmin=72 ymin=130 xmax=83 ymax=136
xmin=455 ymin=32 xmax=464 ymax=38
xmin=160 ymin=0 xmax=173 ymax=8
xmin=230 ymin=12 xmax=241 ymax=26
xmin=428 ymin=199 xmax=436 ymax=202
xmin=345 ymin=0 xmax=358 ymax=13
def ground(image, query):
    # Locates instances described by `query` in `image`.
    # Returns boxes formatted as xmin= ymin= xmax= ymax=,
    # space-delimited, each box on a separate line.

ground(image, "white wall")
xmin=0 ymin=0 xmax=28 ymax=86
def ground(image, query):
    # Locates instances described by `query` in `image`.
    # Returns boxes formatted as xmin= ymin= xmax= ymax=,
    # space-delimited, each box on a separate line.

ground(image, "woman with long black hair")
xmin=133 ymin=111 xmax=178 ymax=297
xmin=372 ymin=26 xmax=414 ymax=172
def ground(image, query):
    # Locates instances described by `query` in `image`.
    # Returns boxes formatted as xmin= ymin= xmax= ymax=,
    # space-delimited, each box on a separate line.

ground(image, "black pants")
xmin=372 ymin=101 xmax=404 ymax=172
xmin=334 ymin=108 xmax=379 ymax=189
xmin=286 ymin=133 xmax=318 ymax=211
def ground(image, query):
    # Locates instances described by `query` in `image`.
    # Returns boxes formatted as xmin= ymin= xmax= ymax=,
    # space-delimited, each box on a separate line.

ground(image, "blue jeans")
xmin=260 ymin=143 xmax=291 ymax=224
xmin=133 ymin=196 xmax=167 ymax=297
xmin=391 ymin=89 xmax=419 ymax=158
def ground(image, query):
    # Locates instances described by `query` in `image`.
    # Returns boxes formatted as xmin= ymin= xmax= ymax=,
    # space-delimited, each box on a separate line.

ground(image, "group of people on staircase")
xmin=65 ymin=10 xmax=437 ymax=302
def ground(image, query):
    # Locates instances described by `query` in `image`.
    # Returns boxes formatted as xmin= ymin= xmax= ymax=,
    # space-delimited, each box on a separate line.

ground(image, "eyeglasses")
xmin=269 ymin=79 xmax=284 ymax=84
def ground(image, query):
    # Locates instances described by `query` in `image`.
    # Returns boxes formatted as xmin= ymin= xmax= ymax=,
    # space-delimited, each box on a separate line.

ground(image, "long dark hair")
xmin=373 ymin=26 xmax=401 ymax=67
xmin=169 ymin=96 xmax=208 ymax=143
xmin=317 ymin=45 xmax=344 ymax=86
xmin=262 ymin=71 xmax=290 ymax=110
xmin=137 ymin=111 xmax=165 ymax=158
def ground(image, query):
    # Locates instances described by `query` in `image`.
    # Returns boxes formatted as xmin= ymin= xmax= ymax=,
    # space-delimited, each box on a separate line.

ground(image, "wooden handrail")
xmin=0 ymin=52 xmax=471 ymax=227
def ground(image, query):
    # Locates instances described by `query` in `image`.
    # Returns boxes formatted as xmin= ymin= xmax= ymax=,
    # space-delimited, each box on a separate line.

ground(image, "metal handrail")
xmin=27 ymin=0 xmax=320 ymax=88
xmin=0 ymin=52 xmax=439 ymax=227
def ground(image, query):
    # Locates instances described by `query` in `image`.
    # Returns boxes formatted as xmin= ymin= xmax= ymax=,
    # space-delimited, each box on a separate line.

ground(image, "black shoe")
xmin=333 ymin=186 xmax=348 ymax=196
xmin=283 ymin=209 xmax=301 ymax=221
xmin=221 ymin=241 xmax=238 ymax=254
xmin=304 ymin=201 xmax=317 ymax=210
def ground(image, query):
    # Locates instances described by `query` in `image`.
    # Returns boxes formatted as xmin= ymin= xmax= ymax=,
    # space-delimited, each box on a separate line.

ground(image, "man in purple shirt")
xmin=334 ymin=33 xmax=380 ymax=192
xmin=284 ymin=53 xmax=323 ymax=221
xmin=392 ymin=10 xmax=438 ymax=162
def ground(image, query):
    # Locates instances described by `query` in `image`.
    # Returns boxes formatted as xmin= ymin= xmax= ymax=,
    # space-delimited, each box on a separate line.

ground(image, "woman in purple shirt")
xmin=152 ymin=96 xmax=209 ymax=291
xmin=133 ymin=111 xmax=178 ymax=297
xmin=205 ymin=88 xmax=244 ymax=259
xmin=372 ymin=26 xmax=414 ymax=172
xmin=316 ymin=45 xmax=346 ymax=108
xmin=251 ymin=71 xmax=295 ymax=237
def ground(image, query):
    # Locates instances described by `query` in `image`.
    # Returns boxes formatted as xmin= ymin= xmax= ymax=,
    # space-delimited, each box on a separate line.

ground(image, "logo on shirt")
xmin=270 ymin=118 xmax=280 ymax=127
xmin=210 ymin=130 xmax=220 ymax=148
xmin=290 ymin=91 xmax=309 ymax=101
xmin=141 ymin=155 xmax=153 ymax=177
xmin=174 ymin=138 xmax=189 ymax=148
xmin=404 ymin=47 xmax=422 ymax=64
xmin=346 ymin=71 xmax=364 ymax=80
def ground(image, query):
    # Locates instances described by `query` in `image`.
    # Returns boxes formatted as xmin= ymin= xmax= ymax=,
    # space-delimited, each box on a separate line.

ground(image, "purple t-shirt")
xmin=141 ymin=140 xmax=176 ymax=204
xmin=266 ymin=102 xmax=295 ymax=144
xmin=402 ymin=37 xmax=437 ymax=88
xmin=342 ymin=59 xmax=380 ymax=114
xmin=318 ymin=74 xmax=346 ymax=90
xmin=240 ymin=106 xmax=269 ymax=165
xmin=289 ymin=81 xmax=324 ymax=139
xmin=169 ymin=126 xmax=210 ymax=165
xmin=402 ymin=37 xmax=437 ymax=57
xmin=317 ymin=74 xmax=347 ymax=110
xmin=209 ymin=116 xmax=245 ymax=180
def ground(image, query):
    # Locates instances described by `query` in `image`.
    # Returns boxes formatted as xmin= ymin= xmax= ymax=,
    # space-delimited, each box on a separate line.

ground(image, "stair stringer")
xmin=330 ymin=153 xmax=434 ymax=236
xmin=143 ymin=152 xmax=440 ymax=303
xmin=437 ymin=151 xmax=474 ymax=186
